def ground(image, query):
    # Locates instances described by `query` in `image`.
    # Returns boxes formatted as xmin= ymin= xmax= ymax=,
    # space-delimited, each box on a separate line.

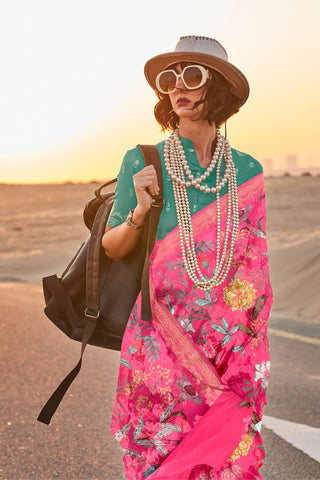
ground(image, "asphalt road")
xmin=1 ymin=283 xmax=319 ymax=480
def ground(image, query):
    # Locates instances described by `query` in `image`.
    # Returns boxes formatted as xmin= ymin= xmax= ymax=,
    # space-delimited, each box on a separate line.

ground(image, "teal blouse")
xmin=107 ymin=137 xmax=263 ymax=240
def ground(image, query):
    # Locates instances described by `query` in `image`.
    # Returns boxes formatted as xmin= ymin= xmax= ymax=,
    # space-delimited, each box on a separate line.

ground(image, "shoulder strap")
xmin=37 ymin=201 xmax=112 ymax=425
xmin=85 ymin=145 xmax=163 ymax=320
xmin=137 ymin=144 xmax=164 ymax=209
xmin=137 ymin=144 xmax=164 ymax=241
xmin=137 ymin=145 xmax=164 ymax=322
xmin=85 ymin=144 xmax=163 ymax=322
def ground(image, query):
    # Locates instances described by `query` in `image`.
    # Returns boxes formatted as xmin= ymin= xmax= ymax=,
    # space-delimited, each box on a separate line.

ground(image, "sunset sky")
xmin=1 ymin=0 xmax=319 ymax=183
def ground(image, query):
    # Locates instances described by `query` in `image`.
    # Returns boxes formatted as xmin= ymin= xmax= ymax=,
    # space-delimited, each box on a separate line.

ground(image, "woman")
xmin=102 ymin=36 xmax=272 ymax=480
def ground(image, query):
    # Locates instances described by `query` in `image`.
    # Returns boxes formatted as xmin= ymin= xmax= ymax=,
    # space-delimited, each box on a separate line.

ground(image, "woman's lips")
xmin=176 ymin=97 xmax=191 ymax=106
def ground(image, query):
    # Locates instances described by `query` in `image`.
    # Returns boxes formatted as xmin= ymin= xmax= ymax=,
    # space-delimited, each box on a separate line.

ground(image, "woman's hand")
xmin=133 ymin=165 xmax=160 ymax=217
xmin=102 ymin=165 xmax=160 ymax=261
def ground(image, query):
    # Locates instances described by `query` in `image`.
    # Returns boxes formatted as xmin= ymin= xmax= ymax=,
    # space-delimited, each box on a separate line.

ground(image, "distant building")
xmin=285 ymin=154 xmax=298 ymax=172
xmin=262 ymin=158 xmax=274 ymax=176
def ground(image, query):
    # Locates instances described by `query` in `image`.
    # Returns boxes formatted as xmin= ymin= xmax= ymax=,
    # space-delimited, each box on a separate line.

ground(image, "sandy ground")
xmin=1 ymin=176 xmax=319 ymax=322
xmin=264 ymin=176 xmax=320 ymax=322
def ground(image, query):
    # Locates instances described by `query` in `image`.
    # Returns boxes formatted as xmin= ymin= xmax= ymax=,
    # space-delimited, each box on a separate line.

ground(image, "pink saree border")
xmin=150 ymin=280 xmax=224 ymax=405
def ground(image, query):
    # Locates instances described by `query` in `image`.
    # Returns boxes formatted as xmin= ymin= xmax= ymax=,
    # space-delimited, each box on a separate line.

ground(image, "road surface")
xmin=0 ymin=283 xmax=319 ymax=480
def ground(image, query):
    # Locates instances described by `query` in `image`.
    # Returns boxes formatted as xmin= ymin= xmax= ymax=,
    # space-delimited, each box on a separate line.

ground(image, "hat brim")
xmin=144 ymin=51 xmax=249 ymax=107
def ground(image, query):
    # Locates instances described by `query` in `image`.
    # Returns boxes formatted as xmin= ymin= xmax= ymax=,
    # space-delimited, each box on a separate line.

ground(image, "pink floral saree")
xmin=111 ymin=173 xmax=273 ymax=480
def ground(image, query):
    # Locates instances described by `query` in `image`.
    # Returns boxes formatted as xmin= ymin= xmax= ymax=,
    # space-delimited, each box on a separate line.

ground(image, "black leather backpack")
xmin=37 ymin=145 xmax=163 ymax=425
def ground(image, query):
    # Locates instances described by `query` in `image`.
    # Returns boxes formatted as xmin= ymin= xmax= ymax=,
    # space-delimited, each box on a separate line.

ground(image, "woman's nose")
xmin=174 ymin=76 xmax=186 ymax=91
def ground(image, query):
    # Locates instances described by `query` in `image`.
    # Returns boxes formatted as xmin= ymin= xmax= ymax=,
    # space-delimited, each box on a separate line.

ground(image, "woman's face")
xmin=168 ymin=63 xmax=207 ymax=120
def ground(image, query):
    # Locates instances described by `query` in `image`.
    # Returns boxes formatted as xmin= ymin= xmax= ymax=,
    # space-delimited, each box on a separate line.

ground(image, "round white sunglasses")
xmin=155 ymin=65 xmax=209 ymax=94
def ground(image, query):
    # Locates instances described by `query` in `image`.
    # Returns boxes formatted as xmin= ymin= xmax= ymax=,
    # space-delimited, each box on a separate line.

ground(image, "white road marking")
xmin=268 ymin=327 xmax=320 ymax=346
xmin=263 ymin=415 xmax=320 ymax=463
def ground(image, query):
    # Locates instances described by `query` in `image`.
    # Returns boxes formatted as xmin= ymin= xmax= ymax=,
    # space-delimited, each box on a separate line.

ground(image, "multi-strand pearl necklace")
xmin=164 ymin=129 xmax=239 ymax=291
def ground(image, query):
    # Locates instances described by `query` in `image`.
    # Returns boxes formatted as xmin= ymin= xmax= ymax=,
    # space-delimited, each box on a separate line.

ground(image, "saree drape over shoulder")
xmin=109 ymin=142 xmax=273 ymax=480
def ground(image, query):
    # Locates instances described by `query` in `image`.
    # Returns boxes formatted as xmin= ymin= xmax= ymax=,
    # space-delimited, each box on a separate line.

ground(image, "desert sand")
xmin=1 ymin=176 xmax=319 ymax=322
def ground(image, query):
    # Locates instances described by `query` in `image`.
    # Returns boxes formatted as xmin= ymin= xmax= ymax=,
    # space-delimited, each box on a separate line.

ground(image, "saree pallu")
xmin=111 ymin=173 xmax=273 ymax=480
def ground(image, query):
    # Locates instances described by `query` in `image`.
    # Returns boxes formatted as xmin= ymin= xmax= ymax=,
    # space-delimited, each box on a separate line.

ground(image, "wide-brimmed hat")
xmin=144 ymin=35 xmax=249 ymax=106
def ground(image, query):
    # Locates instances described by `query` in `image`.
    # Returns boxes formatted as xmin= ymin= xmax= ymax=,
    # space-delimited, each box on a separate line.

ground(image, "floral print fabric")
xmin=110 ymin=173 xmax=272 ymax=480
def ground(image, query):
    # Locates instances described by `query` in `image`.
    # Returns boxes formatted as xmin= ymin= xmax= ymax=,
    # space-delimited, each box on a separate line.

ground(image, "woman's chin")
xmin=174 ymin=108 xmax=201 ymax=121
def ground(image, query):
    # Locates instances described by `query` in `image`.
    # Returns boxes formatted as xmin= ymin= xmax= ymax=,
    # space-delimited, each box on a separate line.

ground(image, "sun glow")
xmin=1 ymin=0 xmax=319 ymax=183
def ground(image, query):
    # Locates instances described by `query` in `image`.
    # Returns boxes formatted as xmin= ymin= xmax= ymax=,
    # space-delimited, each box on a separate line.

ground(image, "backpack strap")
xmin=84 ymin=201 xmax=114 ymax=319
xmin=137 ymin=145 xmax=164 ymax=322
xmin=37 ymin=200 xmax=112 ymax=425
xmin=138 ymin=144 xmax=164 ymax=213
xmin=84 ymin=145 xmax=163 ymax=321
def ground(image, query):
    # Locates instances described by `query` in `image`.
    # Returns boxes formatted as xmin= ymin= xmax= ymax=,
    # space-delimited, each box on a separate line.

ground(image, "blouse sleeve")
xmin=107 ymin=147 xmax=145 ymax=228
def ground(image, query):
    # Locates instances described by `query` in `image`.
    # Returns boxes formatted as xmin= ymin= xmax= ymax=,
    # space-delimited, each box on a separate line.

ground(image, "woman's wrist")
xmin=132 ymin=205 xmax=149 ymax=226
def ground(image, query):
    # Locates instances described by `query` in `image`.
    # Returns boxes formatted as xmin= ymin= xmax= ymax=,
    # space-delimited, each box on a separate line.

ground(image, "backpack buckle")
xmin=84 ymin=307 xmax=100 ymax=319
xmin=151 ymin=197 xmax=164 ymax=208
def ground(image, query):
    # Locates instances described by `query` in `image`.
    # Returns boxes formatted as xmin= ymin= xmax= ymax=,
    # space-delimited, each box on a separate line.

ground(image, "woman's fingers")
xmin=132 ymin=166 xmax=160 ymax=212
xmin=133 ymin=165 xmax=159 ymax=189
xmin=133 ymin=166 xmax=160 ymax=197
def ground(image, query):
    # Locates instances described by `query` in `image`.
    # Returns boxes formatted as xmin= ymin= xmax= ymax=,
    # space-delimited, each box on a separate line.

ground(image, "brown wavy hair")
xmin=154 ymin=64 xmax=243 ymax=131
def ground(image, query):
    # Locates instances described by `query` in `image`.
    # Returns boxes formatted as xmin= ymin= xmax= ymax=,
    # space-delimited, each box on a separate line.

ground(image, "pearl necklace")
xmin=164 ymin=129 xmax=239 ymax=291
xmin=164 ymin=130 xmax=233 ymax=193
